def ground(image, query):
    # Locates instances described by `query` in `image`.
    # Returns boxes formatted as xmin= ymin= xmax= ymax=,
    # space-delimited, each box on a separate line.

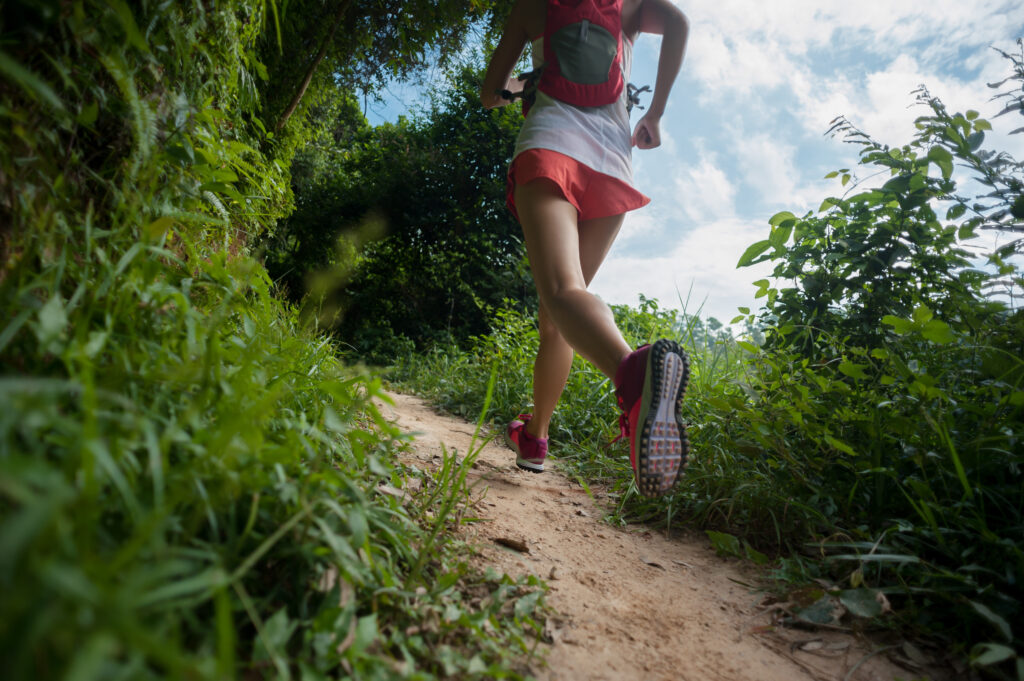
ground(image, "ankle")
xmin=525 ymin=418 xmax=549 ymax=440
xmin=614 ymin=345 xmax=649 ymax=411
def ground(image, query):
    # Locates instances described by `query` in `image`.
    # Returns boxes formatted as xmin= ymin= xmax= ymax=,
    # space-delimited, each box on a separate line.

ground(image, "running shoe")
xmin=615 ymin=339 xmax=690 ymax=496
xmin=504 ymin=414 xmax=547 ymax=473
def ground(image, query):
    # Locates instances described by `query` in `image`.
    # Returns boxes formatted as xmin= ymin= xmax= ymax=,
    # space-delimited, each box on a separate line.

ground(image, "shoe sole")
xmin=636 ymin=339 xmax=690 ymax=497
xmin=503 ymin=428 xmax=545 ymax=473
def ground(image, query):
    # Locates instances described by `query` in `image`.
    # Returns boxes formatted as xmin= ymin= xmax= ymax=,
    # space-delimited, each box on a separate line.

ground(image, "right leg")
xmin=512 ymin=179 xmax=690 ymax=496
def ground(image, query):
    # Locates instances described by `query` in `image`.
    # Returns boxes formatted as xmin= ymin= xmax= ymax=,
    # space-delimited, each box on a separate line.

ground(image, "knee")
xmin=538 ymin=311 xmax=561 ymax=342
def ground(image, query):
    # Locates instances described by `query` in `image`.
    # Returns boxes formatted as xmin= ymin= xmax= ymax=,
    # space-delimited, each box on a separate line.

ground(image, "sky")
xmin=366 ymin=1 xmax=1024 ymax=324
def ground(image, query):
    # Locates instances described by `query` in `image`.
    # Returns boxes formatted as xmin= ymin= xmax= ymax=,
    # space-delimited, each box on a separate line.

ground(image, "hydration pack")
xmin=536 ymin=0 xmax=624 ymax=110
xmin=501 ymin=0 xmax=627 ymax=115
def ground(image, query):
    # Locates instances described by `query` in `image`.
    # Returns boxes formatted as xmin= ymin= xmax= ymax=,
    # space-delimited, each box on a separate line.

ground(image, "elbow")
xmin=480 ymin=88 xmax=500 ymax=109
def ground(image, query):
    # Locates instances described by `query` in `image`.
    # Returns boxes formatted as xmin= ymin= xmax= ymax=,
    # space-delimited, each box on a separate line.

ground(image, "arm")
xmin=630 ymin=0 xmax=689 ymax=148
xmin=480 ymin=2 xmax=531 ymax=109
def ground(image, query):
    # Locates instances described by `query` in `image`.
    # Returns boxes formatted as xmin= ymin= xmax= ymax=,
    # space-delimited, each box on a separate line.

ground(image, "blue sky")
xmin=367 ymin=0 xmax=1024 ymax=323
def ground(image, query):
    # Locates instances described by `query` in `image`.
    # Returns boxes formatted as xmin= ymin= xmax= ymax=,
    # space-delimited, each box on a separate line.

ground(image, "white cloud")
xmin=677 ymin=0 xmax=1024 ymax=128
xmin=590 ymin=216 xmax=775 ymax=322
xmin=670 ymin=153 xmax=737 ymax=222
xmin=734 ymin=133 xmax=799 ymax=206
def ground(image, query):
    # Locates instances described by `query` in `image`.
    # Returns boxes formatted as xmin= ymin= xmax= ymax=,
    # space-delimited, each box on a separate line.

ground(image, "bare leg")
xmin=526 ymin=301 xmax=573 ymax=439
xmin=515 ymin=179 xmax=632 ymax=438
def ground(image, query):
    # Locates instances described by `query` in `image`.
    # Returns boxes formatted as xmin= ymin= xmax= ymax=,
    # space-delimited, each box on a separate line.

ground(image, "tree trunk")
xmin=275 ymin=0 xmax=352 ymax=133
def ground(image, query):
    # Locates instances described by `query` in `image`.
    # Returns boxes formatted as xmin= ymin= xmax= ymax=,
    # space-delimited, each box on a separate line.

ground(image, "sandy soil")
xmin=377 ymin=390 xmax=944 ymax=681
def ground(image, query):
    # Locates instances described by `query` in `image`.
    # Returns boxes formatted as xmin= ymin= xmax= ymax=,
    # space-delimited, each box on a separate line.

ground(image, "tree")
xmin=256 ymin=0 xmax=514 ymax=134
xmin=261 ymin=64 xmax=536 ymax=359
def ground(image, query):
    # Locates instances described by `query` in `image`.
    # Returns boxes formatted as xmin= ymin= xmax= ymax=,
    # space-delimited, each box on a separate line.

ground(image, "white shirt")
xmin=513 ymin=35 xmax=637 ymax=187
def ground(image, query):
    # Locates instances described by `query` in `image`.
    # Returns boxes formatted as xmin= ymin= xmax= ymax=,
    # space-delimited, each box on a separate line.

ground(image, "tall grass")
xmin=0 ymin=2 xmax=544 ymax=678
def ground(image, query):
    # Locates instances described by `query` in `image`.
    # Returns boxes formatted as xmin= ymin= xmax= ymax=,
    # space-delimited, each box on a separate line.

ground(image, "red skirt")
xmin=506 ymin=148 xmax=650 ymax=222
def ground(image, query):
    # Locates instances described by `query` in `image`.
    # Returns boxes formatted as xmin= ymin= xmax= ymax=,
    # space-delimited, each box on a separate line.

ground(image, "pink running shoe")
xmin=614 ymin=339 xmax=690 ymax=496
xmin=504 ymin=414 xmax=548 ymax=473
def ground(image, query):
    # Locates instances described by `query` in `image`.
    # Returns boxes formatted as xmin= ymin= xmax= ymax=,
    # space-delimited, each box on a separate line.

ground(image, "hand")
xmin=631 ymin=113 xmax=662 ymax=150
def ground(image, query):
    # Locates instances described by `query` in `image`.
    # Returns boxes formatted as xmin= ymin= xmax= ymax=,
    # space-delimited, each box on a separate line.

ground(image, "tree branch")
xmin=275 ymin=0 xmax=353 ymax=133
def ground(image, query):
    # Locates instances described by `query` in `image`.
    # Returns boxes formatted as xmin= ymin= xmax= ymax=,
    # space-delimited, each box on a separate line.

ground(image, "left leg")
xmin=527 ymin=212 xmax=626 ymax=440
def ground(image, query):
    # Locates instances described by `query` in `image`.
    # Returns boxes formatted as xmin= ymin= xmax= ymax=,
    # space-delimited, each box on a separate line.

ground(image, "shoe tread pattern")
xmin=637 ymin=339 xmax=690 ymax=496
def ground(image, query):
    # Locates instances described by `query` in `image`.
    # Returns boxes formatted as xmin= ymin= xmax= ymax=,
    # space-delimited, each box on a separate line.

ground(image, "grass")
xmin=0 ymin=2 xmax=547 ymax=675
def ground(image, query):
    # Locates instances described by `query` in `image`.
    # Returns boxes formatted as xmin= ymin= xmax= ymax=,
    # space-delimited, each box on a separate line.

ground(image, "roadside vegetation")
xmin=1 ymin=1 xmax=543 ymax=679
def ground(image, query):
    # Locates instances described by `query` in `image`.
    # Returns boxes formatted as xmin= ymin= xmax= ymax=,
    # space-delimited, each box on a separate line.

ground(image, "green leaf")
xmin=972 ymin=643 xmax=1016 ymax=667
xmin=77 ymin=101 xmax=99 ymax=126
xmin=37 ymin=294 xmax=68 ymax=352
xmin=514 ymin=590 xmax=542 ymax=618
xmin=0 ymin=50 xmax=66 ymax=112
xmin=819 ymin=197 xmax=841 ymax=212
xmin=912 ymin=305 xmax=934 ymax=324
xmin=770 ymin=224 xmax=793 ymax=248
xmin=743 ymin=541 xmax=770 ymax=566
xmin=838 ymin=589 xmax=883 ymax=618
xmin=921 ymin=320 xmax=954 ymax=344
xmin=736 ymin=341 xmax=759 ymax=354
xmin=737 ymin=240 xmax=772 ymax=267
xmin=881 ymin=175 xmax=910 ymax=194
xmin=0 ymin=308 xmax=32 ymax=354
xmin=83 ymin=331 xmax=109 ymax=358
xmin=970 ymin=601 xmax=1013 ymax=642
xmin=352 ymin=613 xmax=379 ymax=654
xmin=838 ymin=361 xmax=869 ymax=380
xmin=927 ymin=146 xmax=954 ymax=179
xmin=145 ymin=216 xmax=175 ymax=240
xmin=1010 ymin=196 xmax=1024 ymax=220
xmin=706 ymin=531 xmax=742 ymax=558
xmin=967 ymin=131 xmax=985 ymax=151
xmin=109 ymin=0 xmax=150 ymax=53
xmin=795 ymin=595 xmax=842 ymax=625
xmin=824 ymin=435 xmax=856 ymax=456
xmin=348 ymin=508 xmax=368 ymax=547
xmin=769 ymin=211 xmax=796 ymax=227
xmin=882 ymin=315 xmax=913 ymax=334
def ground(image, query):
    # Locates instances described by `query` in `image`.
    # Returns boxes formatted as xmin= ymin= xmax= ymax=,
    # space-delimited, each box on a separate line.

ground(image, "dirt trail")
xmin=377 ymin=391 xmax=922 ymax=681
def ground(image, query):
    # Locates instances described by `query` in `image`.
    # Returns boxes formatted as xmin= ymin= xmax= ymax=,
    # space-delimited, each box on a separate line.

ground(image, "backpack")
xmin=503 ymin=0 xmax=625 ymax=115
xmin=536 ymin=0 xmax=624 ymax=110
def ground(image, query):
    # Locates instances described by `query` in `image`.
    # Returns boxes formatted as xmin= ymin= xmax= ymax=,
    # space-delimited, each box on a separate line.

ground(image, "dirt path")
xmin=377 ymin=391 xmax=925 ymax=681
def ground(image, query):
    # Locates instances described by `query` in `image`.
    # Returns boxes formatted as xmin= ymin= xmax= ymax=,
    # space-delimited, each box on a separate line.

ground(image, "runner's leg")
xmin=525 ymin=209 xmax=627 ymax=440
xmin=515 ymin=178 xmax=631 ymax=389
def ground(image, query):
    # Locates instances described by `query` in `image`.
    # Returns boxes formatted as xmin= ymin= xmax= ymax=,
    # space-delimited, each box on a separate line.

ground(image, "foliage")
xmin=725 ymin=45 xmax=1024 ymax=673
xmin=261 ymin=64 xmax=535 ymax=361
xmin=1 ymin=1 xmax=544 ymax=678
xmin=255 ymin=0 xmax=514 ymax=157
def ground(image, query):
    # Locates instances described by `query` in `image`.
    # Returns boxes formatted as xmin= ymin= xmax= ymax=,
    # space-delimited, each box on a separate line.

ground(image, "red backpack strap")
xmin=538 ymin=0 xmax=624 ymax=109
